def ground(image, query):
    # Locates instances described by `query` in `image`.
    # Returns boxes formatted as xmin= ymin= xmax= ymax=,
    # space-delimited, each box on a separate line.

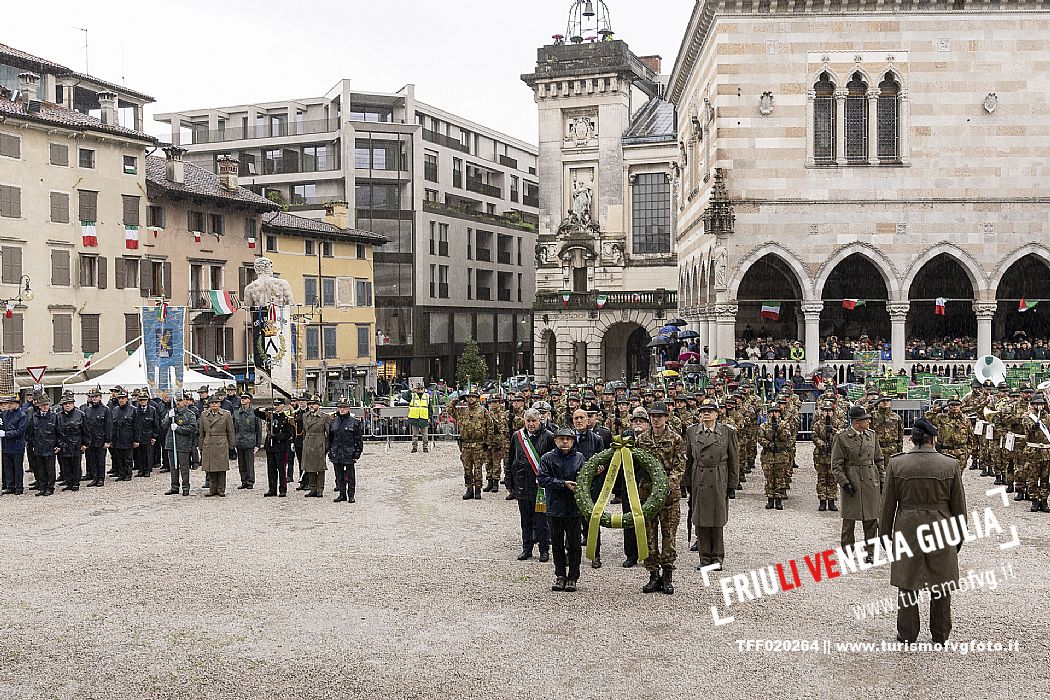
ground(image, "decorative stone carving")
xmin=983 ymin=93 xmax=998 ymax=114
xmin=601 ymin=240 xmax=625 ymax=266
xmin=242 ymin=258 xmax=294 ymax=307
xmin=563 ymin=111 xmax=598 ymax=147
xmin=972 ymin=302 xmax=997 ymax=319
xmin=714 ymin=247 xmax=728 ymax=288
xmin=558 ymin=169 xmax=599 ymax=234
xmin=759 ymin=91 xmax=774 ymax=115
xmin=714 ymin=303 xmax=738 ymax=319
xmin=801 ymin=301 xmax=824 ymax=317
xmin=887 ymin=302 xmax=910 ymax=320
xmin=535 ymin=242 xmax=559 ymax=265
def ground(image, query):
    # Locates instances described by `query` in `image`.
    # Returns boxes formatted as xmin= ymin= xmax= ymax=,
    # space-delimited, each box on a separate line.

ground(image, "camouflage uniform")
xmin=758 ymin=409 xmax=794 ymax=502
xmin=990 ymin=392 xmax=1015 ymax=484
xmin=936 ymin=408 xmax=974 ymax=472
xmin=1007 ymin=396 xmax=1031 ymax=496
xmin=454 ymin=398 xmax=492 ymax=496
xmin=871 ymin=403 xmax=904 ymax=469
xmin=1021 ymin=401 xmax=1050 ymax=512
xmin=485 ymin=402 xmax=509 ymax=489
xmin=811 ymin=407 xmax=845 ymax=504
xmin=960 ymin=386 xmax=986 ymax=470
xmin=637 ymin=428 xmax=686 ymax=572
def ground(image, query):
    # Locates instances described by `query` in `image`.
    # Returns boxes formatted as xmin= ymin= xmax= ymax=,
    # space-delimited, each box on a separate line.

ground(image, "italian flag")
xmin=842 ymin=299 xmax=866 ymax=310
xmin=935 ymin=297 xmax=946 ymax=316
xmin=192 ymin=230 xmax=202 ymax=243
xmin=1020 ymin=297 xmax=1038 ymax=313
xmin=124 ymin=225 xmax=140 ymax=250
xmin=561 ymin=291 xmax=571 ymax=306
xmin=209 ymin=289 xmax=238 ymax=316
xmin=596 ymin=293 xmax=607 ymax=309
xmin=760 ymin=301 xmax=781 ymax=320
xmin=81 ymin=221 xmax=97 ymax=247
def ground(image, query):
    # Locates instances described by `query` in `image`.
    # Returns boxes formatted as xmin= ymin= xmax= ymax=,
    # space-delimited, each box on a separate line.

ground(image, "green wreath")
xmin=574 ymin=444 xmax=669 ymax=529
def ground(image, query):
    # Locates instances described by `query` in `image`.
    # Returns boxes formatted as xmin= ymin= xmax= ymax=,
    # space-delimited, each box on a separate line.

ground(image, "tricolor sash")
xmin=516 ymin=429 xmax=546 ymax=513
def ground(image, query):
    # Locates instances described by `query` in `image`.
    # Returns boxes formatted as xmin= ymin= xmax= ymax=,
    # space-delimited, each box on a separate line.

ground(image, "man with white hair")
xmin=508 ymin=408 xmax=554 ymax=562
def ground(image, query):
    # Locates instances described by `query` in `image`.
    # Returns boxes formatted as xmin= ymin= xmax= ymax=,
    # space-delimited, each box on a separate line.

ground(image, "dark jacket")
xmin=1 ymin=405 xmax=27 ymax=454
xmin=538 ymin=446 xmax=585 ymax=519
xmin=231 ymin=406 xmax=261 ymax=449
xmin=133 ymin=404 xmax=158 ymax=444
xmin=80 ymin=401 xmax=113 ymax=447
xmin=162 ymin=406 xmax=198 ymax=453
xmin=55 ymin=407 xmax=86 ymax=454
xmin=327 ymin=412 xmax=364 ymax=463
xmin=573 ymin=429 xmax=604 ymax=462
xmin=221 ymin=395 xmax=240 ymax=413
xmin=110 ymin=403 xmax=137 ymax=449
xmin=593 ymin=425 xmax=613 ymax=450
xmin=256 ymin=408 xmax=294 ymax=453
xmin=25 ymin=408 xmax=59 ymax=456
xmin=508 ymin=428 xmax=554 ymax=500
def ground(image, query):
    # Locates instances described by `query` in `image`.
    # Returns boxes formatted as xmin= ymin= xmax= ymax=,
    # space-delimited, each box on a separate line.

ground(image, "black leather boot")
xmin=1014 ymin=489 xmax=1026 ymax=501
xmin=1040 ymin=500 xmax=1050 ymax=514
xmin=660 ymin=567 xmax=674 ymax=595
xmin=491 ymin=480 xmax=499 ymax=493
xmin=1006 ymin=483 xmax=1015 ymax=493
xmin=1030 ymin=500 xmax=1041 ymax=512
xmin=765 ymin=497 xmax=775 ymax=510
xmin=828 ymin=500 xmax=838 ymax=512
xmin=818 ymin=500 xmax=827 ymax=512
xmin=774 ymin=498 xmax=784 ymax=510
xmin=462 ymin=488 xmax=474 ymax=500
xmin=473 ymin=487 xmax=481 ymax=499
xmin=481 ymin=481 xmax=492 ymax=493
xmin=642 ymin=570 xmax=663 ymax=594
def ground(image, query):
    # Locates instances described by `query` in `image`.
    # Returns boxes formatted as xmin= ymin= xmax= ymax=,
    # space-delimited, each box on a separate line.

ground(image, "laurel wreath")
xmin=574 ymin=443 xmax=669 ymax=529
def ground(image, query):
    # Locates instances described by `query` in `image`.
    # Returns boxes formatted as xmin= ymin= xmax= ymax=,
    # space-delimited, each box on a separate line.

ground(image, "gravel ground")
xmin=0 ymin=442 xmax=1047 ymax=699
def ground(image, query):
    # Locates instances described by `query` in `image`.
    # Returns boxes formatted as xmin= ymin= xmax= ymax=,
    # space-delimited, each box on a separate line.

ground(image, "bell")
xmin=583 ymin=0 xmax=595 ymax=17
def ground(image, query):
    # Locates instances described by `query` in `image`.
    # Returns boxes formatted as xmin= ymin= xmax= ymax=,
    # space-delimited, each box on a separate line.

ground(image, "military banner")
xmin=853 ymin=350 xmax=881 ymax=378
xmin=141 ymin=304 xmax=185 ymax=395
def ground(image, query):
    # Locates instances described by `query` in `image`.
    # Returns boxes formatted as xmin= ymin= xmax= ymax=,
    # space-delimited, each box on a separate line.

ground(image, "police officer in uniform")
xmin=81 ymin=388 xmax=112 ymax=487
xmin=56 ymin=392 xmax=86 ymax=492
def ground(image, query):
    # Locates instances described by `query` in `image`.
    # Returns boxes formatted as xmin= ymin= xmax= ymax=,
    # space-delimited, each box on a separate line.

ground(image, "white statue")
xmin=571 ymin=179 xmax=592 ymax=223
xmin=242 ymin=257 xmax=294 ymax=307
xmin=715 ymin=248 xmax=728 ymax=288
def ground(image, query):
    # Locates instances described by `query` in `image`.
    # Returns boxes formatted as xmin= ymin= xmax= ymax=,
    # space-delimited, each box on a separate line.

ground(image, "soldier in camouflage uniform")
xmin=775 ymin=394 xmax=799 ymax=492
xmin=722 ymin=396 xmax=744 ymax=489
xmin=936 ymin=399 xmax=973 ymax=472
xmin=758 ymin=404 xmax=794 ymax=510
xmin=812 ymin=400 xmax=844 ymax=511
xmin=989 ymin=387 xmax=1016 ymax=485
xmin=1006 ymin=388 xmax=1031 ymax=498
xmin=452 ymin=390 xmax=492 ymax=500
xmin=960 ymin=379 xmax=985 ymax=471
xmin=872 ymin=396 xmax=904 ymax=470
xmin=637 ymin=402 xmax=686 ymax=594
xmin=740 ymin=382 xmax=762 ymax=473
xmin=1021 ymin=395 xmax=1050 ymax=513
xmin=484 ymin=399 xmax=509 ymax=493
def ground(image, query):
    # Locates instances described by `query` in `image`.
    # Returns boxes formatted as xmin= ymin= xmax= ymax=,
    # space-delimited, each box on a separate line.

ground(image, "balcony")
xmin=466 ymin=178 xmax=501 ymax=199
xmin=535 ymin=289 xmax=677 ymax=311
xmin=499 ymin=155 xmax=518 ymax=169
xmin=422 ymin=200 xmax=534 ymax=232
xmin=522 ymin=194 xmax=539 ymax=208
xmin=177 ymin=118 xmax=340 ymax=145
xmin=422 ymin=129 xmax=469 ymax=153
xmin=189 ymin=289 xmax=241 ymax=312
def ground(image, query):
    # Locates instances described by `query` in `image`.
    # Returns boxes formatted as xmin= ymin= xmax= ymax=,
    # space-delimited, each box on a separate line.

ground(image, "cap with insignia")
xmin=631 ymin=407 xmax=651 ymax=423
xmin=648 ymin=401 xmax=669 ymax=416
xmin=848 ymin=405 xmax=871 ymax=421
xmin=553 ymin=427 xmax=576 ymax=439
xmin=697 ymin=398 xmax=719 ymax=412
xmin=60 ymin=391 xmax=76 ymax=404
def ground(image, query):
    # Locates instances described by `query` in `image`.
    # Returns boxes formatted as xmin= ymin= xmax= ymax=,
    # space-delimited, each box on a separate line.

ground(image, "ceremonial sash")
xmin=516 ymin=429 xmax=546 ymax=513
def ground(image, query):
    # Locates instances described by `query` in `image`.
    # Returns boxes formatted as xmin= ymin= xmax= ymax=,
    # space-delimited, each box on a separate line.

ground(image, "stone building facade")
xmin=522 ymin=37 xmax=678 ymax=383
xmin=670 ymin=0 xmax=1050 ymax=372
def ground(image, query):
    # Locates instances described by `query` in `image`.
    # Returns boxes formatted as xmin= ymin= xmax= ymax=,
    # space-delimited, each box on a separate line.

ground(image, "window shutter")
xmin=53 ymin=314 xmax=72 ymax=353
xmin=51 ymin=249 xmax=70 ymax=286
xmin=97 ymin=256 xmax=108 ymax=289
xmin=10 ymin=186 xmax=20 ymax=218
xmin=1 ymin=247 xmax=13 ymax=284
xmin=81 ymin=315 xmax=100 ymax=354
xmin=0 ymin=133 xmax=19 ymax=159
xmin=125 ymin=313 xmax=142 ymax=349
xmin=162 ymin=262 xmax=172 ymax=298
xmin=224 ymin=326 xmax=234 ymax=359
xmin=238 ymin=266 xmax=248 ymax=298
xmin=50 ymin=192 xmax=69 ymax=223
xmin=0 ymin=186 xmax=20 ymax=218
xmin=79 ymin=190 xmax=97 ymax=222
xmin=50 ymin=143 xmax=69 ymax=166
xmin=122 ymin=195 xmax=140 ymax=226
xmin=139 ymin=260 xmax=153 ymax=298
xmin=115 ymin=258 xmax=126 ymax=289
xmin=3 ymin=314 xmax=23 ymax=353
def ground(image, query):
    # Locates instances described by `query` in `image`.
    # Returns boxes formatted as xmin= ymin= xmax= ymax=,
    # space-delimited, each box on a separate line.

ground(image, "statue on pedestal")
xmin=242 ymin=257 xmax=294 ymax=308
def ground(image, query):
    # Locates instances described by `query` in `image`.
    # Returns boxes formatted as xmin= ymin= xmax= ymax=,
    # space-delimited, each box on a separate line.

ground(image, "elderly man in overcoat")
xmin=685 ymin=398 xmax=739 ymax=570
xmin=832 ymin=404 xmax=886 ymax=563
xmin=200 ymin=394 xmax=236 ymax=497
xmin=881 ymin=418 xmax=967 ymax=645
xmin=301 ymin=395 xmax=331 ymax=498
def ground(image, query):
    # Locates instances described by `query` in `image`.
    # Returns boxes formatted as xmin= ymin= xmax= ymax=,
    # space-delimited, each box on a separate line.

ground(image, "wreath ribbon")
xmin=586 ymin=435 xmax=648 ymax=562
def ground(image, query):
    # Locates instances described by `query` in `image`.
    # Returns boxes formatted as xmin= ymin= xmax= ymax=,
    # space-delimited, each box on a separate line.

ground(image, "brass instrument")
xmin=983 ymin=406 xmax=998 ymax=419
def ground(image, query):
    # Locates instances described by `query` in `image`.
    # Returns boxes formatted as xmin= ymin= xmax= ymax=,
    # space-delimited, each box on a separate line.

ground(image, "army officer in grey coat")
xmin=685 ymin=398 xmax=738 ymax=570
xmin=200 ymin=395 xmax=236 ymax=497
xmin=831 ymin=405 xmax=886 ymax=564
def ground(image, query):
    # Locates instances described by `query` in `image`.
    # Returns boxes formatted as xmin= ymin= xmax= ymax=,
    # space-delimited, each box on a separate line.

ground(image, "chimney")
xmin=163 ymin=145 xmax=187 ymax=184
xmin=17 ymin=72 xmax=39 ymax=102
xmin=638 ymin=55 xmax=663 ymax=75
xmin=323 ymin=201 xmax=349 ymax=229
xmin=97 ymin=91 xmax=118 ymax=126
xmin=217 ymin=155 xmax=240 ymax=191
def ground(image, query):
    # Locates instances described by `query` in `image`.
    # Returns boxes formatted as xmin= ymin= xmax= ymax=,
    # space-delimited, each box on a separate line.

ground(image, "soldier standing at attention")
xmin=484 ymin=398 xmax=509 ymax=494
xmin=872 ymin=396 xmax=904 ymax=470
xmin=0 ymin=395 xmax=27 ymax=495
xmin=232 ymin=393 xmax=260 ymax=490
xmin=881 ymin=418 xmax=967 ymax=645
xmin=327 ymin=399 xmax=364 ymax=503
xmin=811 ymin=401 xmax=843 ymax=512
xmin=255 ymin=398 xmax=294 ymax=498
xmin=132 ymin=391 xmax=159 ymax=478
xmin=162 ymin=392 xmax=198 ymax=497
xmin=55 ymin=392 xmax=86 ymax=492
xmin=301 ymin=395 xmax=331 ymax=498
xmin=936 ymin=399 xmax=974 ymax=472
xmin=637 ymin=402 xmax=686 ymax=595
xmin=831 ymin=405 xmax=885 ymax=564
xmin=25 ymin=395 xmax=58 ymax=497
xmin=109 ymin=391 xmax=137 ymax=482
xmin=758 ymin=403 xmax=793 ymax=510
xmin=454 ymin=390 xmax=491 ymax=500
xmin=685 ymin=398 xmax=739 ymax=571
xmin=1022 ymin=395 xmax=1050 ymax=513
xmin=200 ymin=394 xmax=236 ymax=498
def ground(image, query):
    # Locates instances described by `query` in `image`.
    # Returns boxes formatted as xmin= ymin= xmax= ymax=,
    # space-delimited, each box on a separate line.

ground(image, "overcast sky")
xmin=5 ymin=0 xmax=694 ymax=144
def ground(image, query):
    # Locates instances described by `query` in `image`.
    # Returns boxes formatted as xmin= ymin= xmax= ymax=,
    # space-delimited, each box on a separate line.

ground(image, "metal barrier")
xmin=796 ymin=400 xmax=927 ymax=441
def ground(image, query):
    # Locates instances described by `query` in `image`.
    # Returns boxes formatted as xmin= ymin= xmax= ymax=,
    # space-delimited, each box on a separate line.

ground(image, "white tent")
xmin=65 ymin=346 xmax=220 ymax=396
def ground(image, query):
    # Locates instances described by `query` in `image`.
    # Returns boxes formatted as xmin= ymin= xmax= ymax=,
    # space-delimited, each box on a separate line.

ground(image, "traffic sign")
xmin=25 ymin=365 xmax=47 ymax=384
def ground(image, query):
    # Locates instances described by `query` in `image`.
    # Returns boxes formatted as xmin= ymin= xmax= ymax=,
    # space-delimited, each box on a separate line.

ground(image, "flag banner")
xmin=124 ymin=225 xmax=140 ymax=250
xmin=561 ymin=291 xmax=571 ymax=306
xmin=760 ymin=301 xmax=781 ymax=320
xmin=141 ymin=305 xmax=185 ymax=394
xmin=935 ymin=297 xmax=947 ymax=315
xmin=208 ymin=289 xmax=238 ymax=315
xmin=842 ymin=299 xmax=866 ymax=310
xmin=192 ymin=230 xmax=202 ymax=243
xmin=81 ymin=221 xmax=98 ymax=246
xmin=1020 ymin=297 xmax=1038 ymax=313
xmin=596 ymin=293 xmax=608 ymax=309
xmin=247 ymin=236 xmax=256 ymax=249
xmin=4 ymin=302 xmax=12 ymax=319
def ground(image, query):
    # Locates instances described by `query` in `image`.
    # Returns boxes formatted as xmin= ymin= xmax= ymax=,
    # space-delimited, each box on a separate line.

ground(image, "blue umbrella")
xmin=659 ymin=325 xmax=680 ymax=335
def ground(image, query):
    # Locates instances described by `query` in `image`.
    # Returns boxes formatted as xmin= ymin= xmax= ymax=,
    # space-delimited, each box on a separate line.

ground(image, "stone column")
xmin=555 ymin=337 xmax=573 ymax=384
xmin=715 ymin=303 xmax=738 ymax=362
xmin=834 ymin=89 xmax=847 ymax=166
xmin=898 ymin=90 xmax=911 ymax=164
xmin=974 ymin=302 xmax=996 ymax=359
xmin=697 ymin=313 xmax=709 ymax=350
xmin=888 ymin=302 xmax=910 ymax=370
xmin=802 ymin=302 xmax=824 ymax=375
xmin=805 ymin=89 xmax=816 ymax=165
xmin=866 ymin=89 xmax=880 ymax=165
xmin=706 ymin=311 xmax=718 ymax=357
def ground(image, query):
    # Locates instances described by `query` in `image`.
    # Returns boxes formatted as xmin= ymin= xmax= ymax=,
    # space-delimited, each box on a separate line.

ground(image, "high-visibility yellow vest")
xmin=408 ymin=395 xmax=430 ymax=420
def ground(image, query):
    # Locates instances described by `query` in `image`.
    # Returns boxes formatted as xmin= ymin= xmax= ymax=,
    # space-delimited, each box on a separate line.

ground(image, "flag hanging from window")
xmin=760 ymin=301 xmax=781 ymax=320
xmin=124 ymin=225 xmax=140 ymax=250
xmin=81 ymin=221 xmax=98 ymax=247
xmin=842 ymin=299 xmax=866 ymax=311
xmin=935 ymin=297 xmax=946 ymax=315
xmin=561 ymin=291 xmax=571 ymax=306
xmin=208 ymin=289 xmax=238 ymax=316
xmin=1020 ymin=297 xmax=1038 ymax=313
xmin=193 ymin=230 xmax=202 ymax=244
xmin=247 ymin=236 xmax=256 ymax=249
xmin=4 ymin=302 xmax=12 ymax=319
xmin=596 ymin=294 xmax=607 ymax=309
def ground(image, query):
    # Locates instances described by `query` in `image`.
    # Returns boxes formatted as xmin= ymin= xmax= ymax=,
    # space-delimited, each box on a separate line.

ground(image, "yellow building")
xmin=261 ymin=202 xmax=386 ymax=402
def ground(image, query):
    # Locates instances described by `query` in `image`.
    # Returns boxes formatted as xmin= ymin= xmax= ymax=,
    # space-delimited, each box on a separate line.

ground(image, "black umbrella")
xmin=677 ymin=330 xmax=700 ymax=339
xmin=667 ymin=318 xmax=688 ymax=327
xmin=646 ymin=336 xmax=674 ymax=348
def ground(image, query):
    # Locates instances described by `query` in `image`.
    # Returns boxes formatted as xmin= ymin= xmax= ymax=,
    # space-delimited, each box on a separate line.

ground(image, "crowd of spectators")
xmin=906 ymin=337 xmax=978 ymax=360
xmin=734 ymin=338 xmax=805 ymax=361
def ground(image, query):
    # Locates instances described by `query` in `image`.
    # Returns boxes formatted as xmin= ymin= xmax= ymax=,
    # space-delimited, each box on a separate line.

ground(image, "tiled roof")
xmin=0 ymin=42 xmax=154 ymax=102
xmin=622 ymin=96 xmax=676 ymax=144
xmin=262 ymin=210 xmax=388 ymax=245
xmin=145 ymin=156 xmax=278 ymax=211
xmin=0 ymin=96 xmax=154 ymax=141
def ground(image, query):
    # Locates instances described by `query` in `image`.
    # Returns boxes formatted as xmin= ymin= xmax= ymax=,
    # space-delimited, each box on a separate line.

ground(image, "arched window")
xmin=813 ymin=72 xmax=836 ymax=164
xmin=878 ymin=73 xmax=901 ymax=163
xmin=845 ymin=72 xmax=868 ymax=162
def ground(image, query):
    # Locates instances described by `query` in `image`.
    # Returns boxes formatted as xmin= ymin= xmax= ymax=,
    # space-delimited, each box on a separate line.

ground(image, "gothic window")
xmin=813 ymin=72 xmax=836 ymax=164
xmin=845 ymin=73 xmax=868 ymax=162
xmin=877 ymin=73 xmax=901 ymax=163
xmin=632 ymin=173 xmax=671 ymax=255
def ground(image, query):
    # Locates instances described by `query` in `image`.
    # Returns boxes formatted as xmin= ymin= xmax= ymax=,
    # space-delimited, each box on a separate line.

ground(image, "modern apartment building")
xmin=155 ymin=82 xmax=539 ymax=383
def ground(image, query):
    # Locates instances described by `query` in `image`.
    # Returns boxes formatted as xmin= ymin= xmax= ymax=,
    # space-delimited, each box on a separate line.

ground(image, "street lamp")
xmin=3 ymin=275 xmax=33 ymax=307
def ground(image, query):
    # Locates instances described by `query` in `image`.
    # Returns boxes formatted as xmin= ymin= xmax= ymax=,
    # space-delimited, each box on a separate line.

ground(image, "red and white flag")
xmin=193 ymin=230 xmax=202 ymax=244
xmin=124 ymin=225 xmax=140 ymax=250
xmin=935 ymin=297 xmax=946 ymax=316
xmin=247 ymin=236 xmax=256 ymax=249
xmin=81 ymin=221 xmax=98 ymax=246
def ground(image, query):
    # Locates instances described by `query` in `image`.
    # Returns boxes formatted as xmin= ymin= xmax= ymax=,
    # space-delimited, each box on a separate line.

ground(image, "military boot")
xmin=1030 ymin=500 xmax=1041 ymax=512
xmin=1040 ymin=500 xmax=1050 ymax=513
xmin=827 ymin=500 xmax=838 ymax=512
xmin=491 ymin=480 xmax=499 ymax=493
xmin=462 ymin=488 xmax=474 ymax=500
xmin=774 ymin=498 xmax=784 ymax=510
xmin=980 ymin=466 xmax=991 ymax=477
xmin=994 ymin=474 xmax=1005 ymax=485
xmin=473 ymin=487 xmax=481 ymax=499
xmin=1006 ymin=483 xmax=1014 ymax=493
xmin=481 ymin=481 xmax=492 ymax=493
xmin=642 ymin=570 xmax=663 ymax=594
xmin=1014 ymin=489 xmax=1026 ymax=501
xmin=660 ymin=567 xmax=674 ymax=595
xmin=765 ymin=497 xmax=775 ymax=510
xmin=969 ymin=459 xmax=979 ymax=471
xmin=818 ymin=500 xmax=827 ymax=512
